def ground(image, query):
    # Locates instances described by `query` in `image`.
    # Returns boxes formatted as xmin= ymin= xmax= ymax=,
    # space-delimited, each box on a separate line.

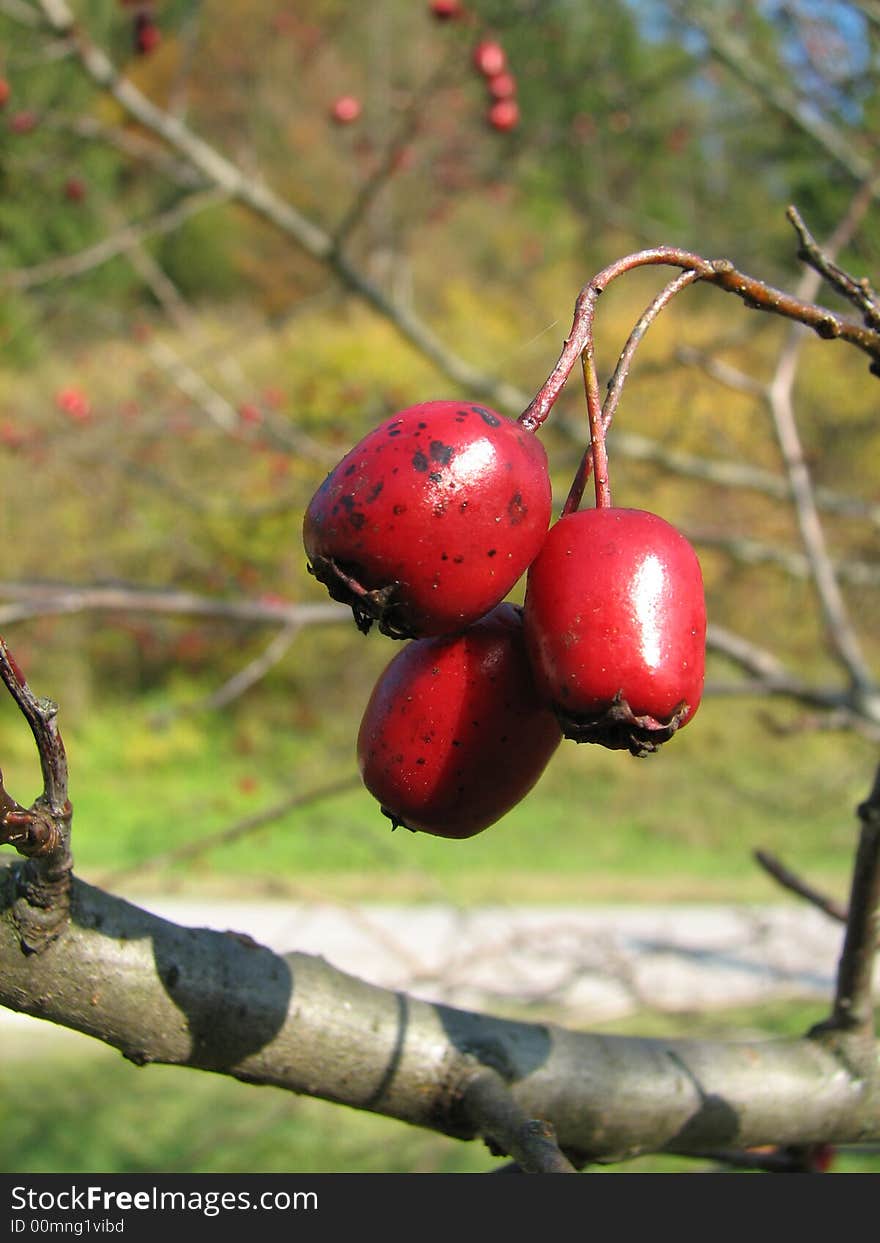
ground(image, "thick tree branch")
xmin=0 ymin=868 xmax=878 ymax=1157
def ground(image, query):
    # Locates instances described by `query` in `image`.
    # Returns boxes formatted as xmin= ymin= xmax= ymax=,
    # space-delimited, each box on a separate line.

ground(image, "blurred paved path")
xmin=1 ymin=898 xmax=862 ymax=1048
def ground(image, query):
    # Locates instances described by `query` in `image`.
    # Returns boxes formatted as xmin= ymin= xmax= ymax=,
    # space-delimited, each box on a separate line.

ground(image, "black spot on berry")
xmin=393 ymin=504 xmax=406 ymax=516
xmin=487 ymin=549 xmax=497 ymax=557
xmin=344 ymin=464 xmax=356 ymax=477
xmin=387 ymin=427 xmax=402 ymax=438
xmin=366 ymin=481 xmax=384 ymax=503
xmin=339 ymin=494 xmax=355 ymax=512
xmin=412 ymin=450 xmax=429 ymax=472
xmin=453 ymin=555 xmax=464 ymax=564
xmin=430 ymin=440 xmax=454 ymax=466
xmin=418 ymin=421 xmax=428 ymax=430
xmin=416 ymin=757 xmax=426 ymax=766
xmin=452 ymin=739 xmax=461 ymax=747
xmin=441 ymin=552 xmax=449 ymax=561
xmin=472 ymin=405 xmax=501 ymax=427
xmin=349 ymin=511 xmax=366 ymax=530
xmin=508 ymin=492 xmax=527 ymax=525
xmin=429 ymin=472 xmax=443 ymax=483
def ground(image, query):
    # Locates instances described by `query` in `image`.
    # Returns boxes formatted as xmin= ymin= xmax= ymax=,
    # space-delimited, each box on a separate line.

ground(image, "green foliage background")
xmin=0 ymin=0 xmax=879 ymax=1174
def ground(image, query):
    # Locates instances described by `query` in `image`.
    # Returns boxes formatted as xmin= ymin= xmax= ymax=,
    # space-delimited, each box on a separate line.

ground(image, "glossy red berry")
xmin=523 ymin=507 xmax=706 ymax=756
xmin=303 ymin=399 xmax=552 ymax=639
xmin=330 ymin=95 xmax=362 ymax=125
xmin=357 ymin=603 xmax=562 ymax=838
xmin=488 ymin=98 xmax=519 ymax=132
xmin=473 ymin=40 xmax=506 ymax=77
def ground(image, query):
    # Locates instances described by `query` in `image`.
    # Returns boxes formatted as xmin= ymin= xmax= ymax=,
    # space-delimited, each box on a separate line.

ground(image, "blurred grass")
xmin=3 ymin=1000 xmax=877 ymax=1174
xmin=0 ymin=668 xmax=872 ymax=905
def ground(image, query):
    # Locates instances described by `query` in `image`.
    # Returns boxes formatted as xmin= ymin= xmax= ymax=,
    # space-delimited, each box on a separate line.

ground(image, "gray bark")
xmin=2 ymin=866 xmax=878 ymax=1164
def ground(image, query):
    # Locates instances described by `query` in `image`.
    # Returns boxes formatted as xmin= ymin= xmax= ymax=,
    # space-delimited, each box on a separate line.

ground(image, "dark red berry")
xmin=63 ymin=176 xmax=87 ymax=202
xmin=357 ymin=603 xmax=561 ymax=838
xmin=303 ymin=399 xmax=552 ymax=639
xmin=488 ymin=98 xmax=519 ymax=132
xmin=523 ymin=507 xmax=706 ymax=756
xmin=473 ymin=40 xmax=506 ymax=77
xmin=0 ymin=79 xmax=10 ymax=108
xmin=429 ymin=0 xmax=463 ymax=19
xmin=134 ymin=14 xmax=161 ymax=55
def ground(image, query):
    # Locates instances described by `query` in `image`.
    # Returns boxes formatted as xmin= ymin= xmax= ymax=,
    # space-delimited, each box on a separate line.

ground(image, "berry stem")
xmin=584 ymin=347 xmax=611 ymax=509
xmin=562 ymin=268 xmax=699 ymax=514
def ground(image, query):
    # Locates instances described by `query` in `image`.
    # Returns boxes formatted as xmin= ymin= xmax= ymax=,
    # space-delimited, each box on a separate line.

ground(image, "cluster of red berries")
xmin=303 ymin=394 xmax=707 ymax=841
xmin=473 ymin=39 xmax=519 ymax=132
xmin=428 ymin=4 xmax=518 ymax=131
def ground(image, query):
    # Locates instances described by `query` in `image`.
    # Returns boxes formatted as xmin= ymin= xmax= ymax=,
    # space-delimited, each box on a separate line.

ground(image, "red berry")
xmin=55 ymin=386 xmax=92 ymax=422
xmin=473 ymin=40 xmax=506 ymax=77
xmin=429 ymin=0 xmax=463 ymax=18
xmin=0 ymin=79 xmax=10 ymax=108
xmin=134 ymin=15 xmax=161 ymax=55
xmin=63 ymin=176 xmax=87 ymax=203
xmin=357 ymin=603 xmax=562 ymax=838
xmin=331 ymin=95 xmax=362 ymax=125
xmin=488 ymin=98 xmax=519 ymax=131
xmin=10 ymin=110 xmax=37 ymax=135
xmin=487 ymin=72 xmax=517 ymax=100
xmin=303 ymin=400 xmax=552 ymax=640
xmin=523 ymin=508 xmax=706 ymax=756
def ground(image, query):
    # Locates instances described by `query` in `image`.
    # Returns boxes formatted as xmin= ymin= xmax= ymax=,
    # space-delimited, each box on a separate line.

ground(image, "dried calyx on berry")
xmin=523 ymin=507 xmax=706 ymax=756
xmin=303 ymin=400 xmax=552 ymax=640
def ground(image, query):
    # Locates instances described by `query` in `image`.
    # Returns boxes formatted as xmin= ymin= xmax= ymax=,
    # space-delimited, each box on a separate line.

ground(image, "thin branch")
xmin=151 ymin=621 xmax=303 ymax=725
xmin=766 ymin=203 xmax=877 ymax=696
xmin=94 ymin=774 xmax=362 ymax=889
xmin=686 ymin=529 xmax=880 ymax=590
xmin=823 ymin=762 xmax=880 ymax=1040
xmin=753 ymin=850 xmax=850 ymax=924
xmin=3 ymin=189 xmax=228 ymax=291
xmin=677 ymin=2 xmax=876 ymax=184
xmin=788 ymin=204 xmax=880 ymax=330
xmin=460 ymin=1072 xmax=578 ymax=1173
xmin=607 ymin=429 xmax=880 ymax=530
xmin=0 ymin=581 xmax=348 ymax=629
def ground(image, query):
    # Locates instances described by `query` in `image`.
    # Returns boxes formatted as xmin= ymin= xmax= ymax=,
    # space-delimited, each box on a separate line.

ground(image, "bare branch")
xmin=94 ymin=774 xmax=362 ymax=889
xmin=0 ymin=581 xmax=348 ymax=631
xmin=151 ymin=622 xmax=303 ymax=724
xmin=676 ymin=3 xmax=876 ymax=184
xmin=608 ymin=430 xmax=880 ymax=531
xmin=3 ymin=190 xmax=228 ymax=291
xmin=820 ymin=763 xmax=880 ymax=1044
xmin=460 ymin=1072 xmax=578 ymax=1173
xmin=754 ymin=850 xmax=850 ymax=924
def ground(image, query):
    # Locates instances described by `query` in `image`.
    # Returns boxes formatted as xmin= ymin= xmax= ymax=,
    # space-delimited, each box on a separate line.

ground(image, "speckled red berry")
xmin=357 ymin=603 xmax=561 ymax=838
xmin=303 ymin=400 xmax=552 ymax=639
xmin=523 ymin=507 xmax=706 ymax=756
